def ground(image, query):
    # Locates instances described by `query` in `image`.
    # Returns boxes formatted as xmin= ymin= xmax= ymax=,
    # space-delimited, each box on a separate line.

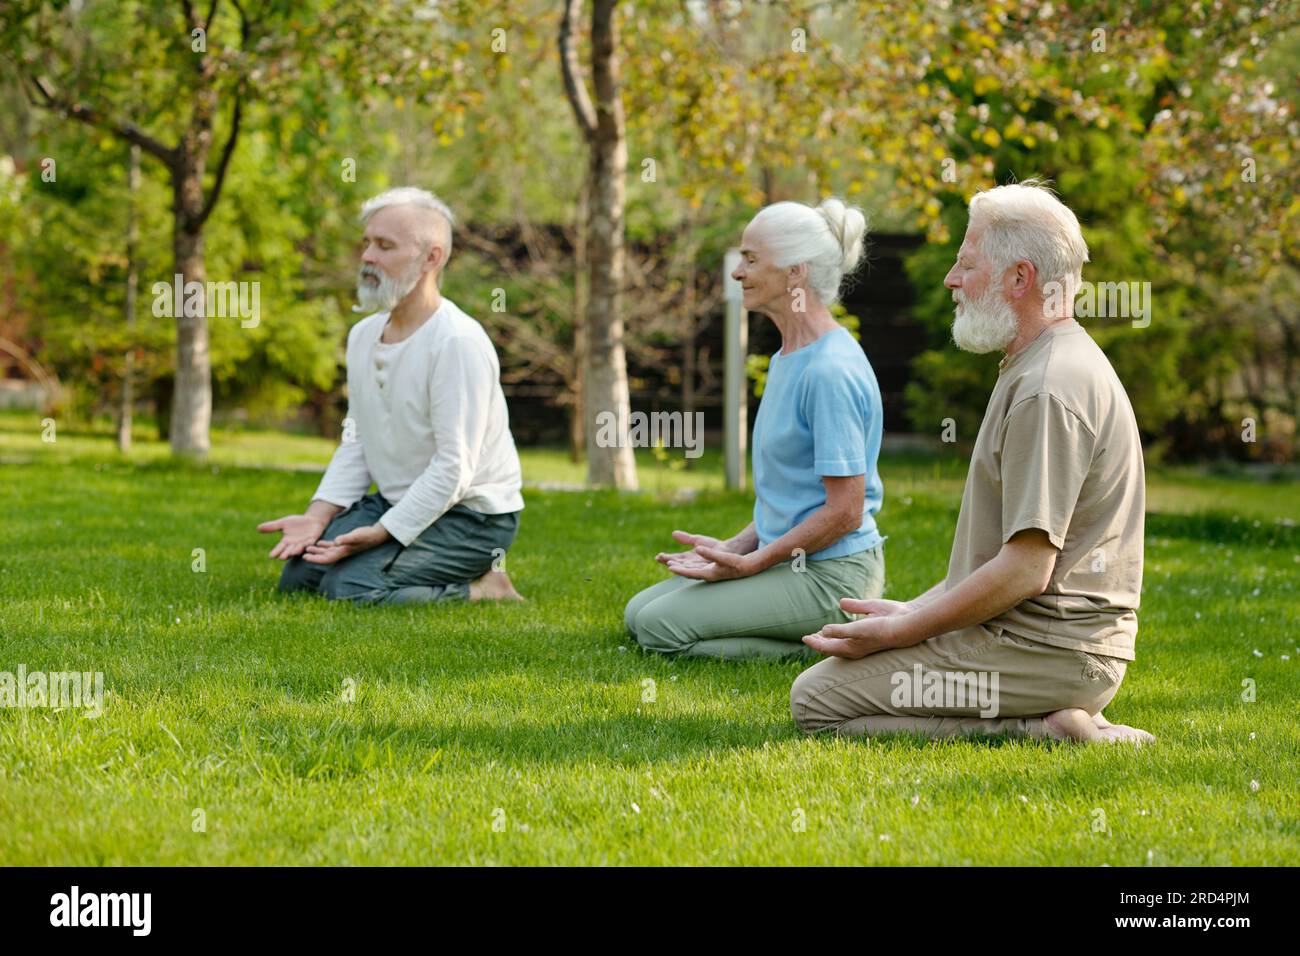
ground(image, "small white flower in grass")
xmin=1194 ymin=612 xmax=1201 ymax=620
xmin=1146 ymin=850 xmax=1154 ymax=863
xmin=1282 ymin=655 xmax=1290 ymax=661
xmin=617 ymin=646 xmax=627 ymax=653
xmin=1018 ymin=795 xmax=1028 ymax=803
xmin=910 ymin=794 xmax=920 ymax=808
xmin=1249 ymin=732 xmax=1256 ymax=740
xmin=1252 ymin=649 xmax=1263 ymax=657
xmin=878 ymin=834 xmax=890 ymax=841
xmin=631 ymin=802 xmax=641 ymax=813
xmin=1250 ymin=780 xmax=1260 ymax=792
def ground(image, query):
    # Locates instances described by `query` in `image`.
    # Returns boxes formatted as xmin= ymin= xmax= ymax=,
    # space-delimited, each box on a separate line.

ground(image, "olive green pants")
xmin=624 ymin=545 xmax=885 ymax=660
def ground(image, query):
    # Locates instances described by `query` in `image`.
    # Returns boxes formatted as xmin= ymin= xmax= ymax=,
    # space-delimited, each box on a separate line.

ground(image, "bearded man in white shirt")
xmin=258 ymin=187 xmax=525 ymax=604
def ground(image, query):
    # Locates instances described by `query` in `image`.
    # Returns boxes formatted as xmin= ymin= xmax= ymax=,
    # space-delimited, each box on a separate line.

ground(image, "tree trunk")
xmin=569 ymin=178 xmax=589 ymax=463
xmin=168 ymin=137 xmax=213 ymax=458
xmin=170 ymin=221 xmax=212 ymax=457
xmin=117 ymin=142 xmax=140 ymax=453
xmin=583 ymin=0 xmax=636 ymax=489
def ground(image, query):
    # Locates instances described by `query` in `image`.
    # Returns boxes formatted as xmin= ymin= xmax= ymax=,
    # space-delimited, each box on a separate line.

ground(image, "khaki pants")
xmin=790 ymin=624 xmax=1127 ymax=739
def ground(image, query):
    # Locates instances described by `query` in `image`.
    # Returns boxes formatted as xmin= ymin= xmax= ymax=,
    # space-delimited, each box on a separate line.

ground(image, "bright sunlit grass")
xmin=0 ymin=413 xmax=1296 ymax=864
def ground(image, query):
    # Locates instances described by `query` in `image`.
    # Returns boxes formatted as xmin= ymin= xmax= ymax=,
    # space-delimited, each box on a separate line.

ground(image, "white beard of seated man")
xmin=258 ymin=187 xmax=525 ymax=605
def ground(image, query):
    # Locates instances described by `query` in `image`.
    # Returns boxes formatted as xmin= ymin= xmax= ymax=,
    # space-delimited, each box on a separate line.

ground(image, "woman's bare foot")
xmin=468 ymin=569 xmax=525 ymax=602
xmin=1043 ymin=708 xmax=1153 ymax=744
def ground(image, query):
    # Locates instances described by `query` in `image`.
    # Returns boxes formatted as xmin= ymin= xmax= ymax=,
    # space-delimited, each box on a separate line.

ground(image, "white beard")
xmin=951 ymin=282 xmax=1020 ymax=354
xmin=355 ymin=259 xmax=424 ymax=313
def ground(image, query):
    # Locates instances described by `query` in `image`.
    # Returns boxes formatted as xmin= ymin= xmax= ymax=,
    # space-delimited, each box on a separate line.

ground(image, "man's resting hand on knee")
xmin=802 ymin=528 xmax=1057 ymax=660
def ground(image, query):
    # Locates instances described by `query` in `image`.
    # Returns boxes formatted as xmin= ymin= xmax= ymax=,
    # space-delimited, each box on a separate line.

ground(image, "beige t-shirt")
xmin=945 ymin=320 xmax=1145 ymax=660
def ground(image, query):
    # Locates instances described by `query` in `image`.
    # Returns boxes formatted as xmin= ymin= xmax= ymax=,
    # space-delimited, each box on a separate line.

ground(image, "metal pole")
xmin=723 ymin=248 xmax=747 ymax=490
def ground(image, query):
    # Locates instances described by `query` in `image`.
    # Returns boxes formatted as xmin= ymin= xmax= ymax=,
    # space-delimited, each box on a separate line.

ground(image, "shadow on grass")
xmin=193 ymin=711 xmax=799 ymax=778
xmin=1146 ymin=511 xmax=1298 ymax=548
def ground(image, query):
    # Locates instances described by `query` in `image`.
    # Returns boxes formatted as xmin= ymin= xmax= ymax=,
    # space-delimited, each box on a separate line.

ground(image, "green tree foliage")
xmin=2 ymin=0 xmax=1295 ymax=463
xmin=901 ymin=1 xmax=1298 ymax=461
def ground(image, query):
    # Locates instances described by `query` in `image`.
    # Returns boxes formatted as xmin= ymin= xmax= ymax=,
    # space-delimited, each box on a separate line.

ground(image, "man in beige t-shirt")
xmin=790 ymin=179 xmax=1155 ymax=745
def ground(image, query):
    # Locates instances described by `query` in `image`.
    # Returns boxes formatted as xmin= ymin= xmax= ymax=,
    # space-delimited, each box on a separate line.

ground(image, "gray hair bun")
xmin=817 ymin=197 xmax=868 ymax=273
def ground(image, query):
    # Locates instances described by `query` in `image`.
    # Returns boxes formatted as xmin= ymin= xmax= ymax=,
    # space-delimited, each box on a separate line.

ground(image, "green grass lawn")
xmin=0 ymin=411 xmax=1297 ymax=864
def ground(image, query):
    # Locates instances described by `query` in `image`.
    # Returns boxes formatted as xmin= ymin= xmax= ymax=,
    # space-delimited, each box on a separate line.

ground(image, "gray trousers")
xmin=278 ymin=492 xmax=520 ymax=605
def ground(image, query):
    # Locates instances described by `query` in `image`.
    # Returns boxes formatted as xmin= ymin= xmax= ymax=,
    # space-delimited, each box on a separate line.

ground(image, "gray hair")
xmin=748 ymin=197 xmax=868 ymax=305
xmin=967 ymin=178 xmax=1089 ymax=302
xmin=360 ymin=186 xmax=456 ymax=268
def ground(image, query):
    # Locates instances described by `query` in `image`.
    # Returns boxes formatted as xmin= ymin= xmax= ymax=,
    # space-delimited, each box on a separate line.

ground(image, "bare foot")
xmin=1043 ymin=708 xmax=1102 ymax=742
xmin=1096 ymin=724 xmax=1156 ymax=744
xmin=1092 ymin=711 xmax=1156 ymax=745
xmin=468 ymin=569 xmax=525 ymax=603
xmin=1044 ymin=708 xmax=1154 ymax=745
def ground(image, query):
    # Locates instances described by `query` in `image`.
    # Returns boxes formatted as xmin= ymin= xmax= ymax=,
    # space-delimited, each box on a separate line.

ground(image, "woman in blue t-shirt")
xmin=624 ymin=197 xmax=886 ymax=659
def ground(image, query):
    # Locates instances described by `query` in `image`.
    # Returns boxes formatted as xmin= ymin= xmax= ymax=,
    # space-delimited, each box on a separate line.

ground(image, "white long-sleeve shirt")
xmin=312 ymin=298 xmax=524 ymax=546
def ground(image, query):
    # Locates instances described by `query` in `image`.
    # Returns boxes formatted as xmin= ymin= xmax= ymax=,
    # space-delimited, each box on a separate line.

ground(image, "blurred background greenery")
xmin=1 ymin=0 xmax=1295 ymax=468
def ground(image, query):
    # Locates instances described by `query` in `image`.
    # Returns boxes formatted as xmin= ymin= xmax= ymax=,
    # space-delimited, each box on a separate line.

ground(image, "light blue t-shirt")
xmin=750 ymin=326 xmax=884 ymax=560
